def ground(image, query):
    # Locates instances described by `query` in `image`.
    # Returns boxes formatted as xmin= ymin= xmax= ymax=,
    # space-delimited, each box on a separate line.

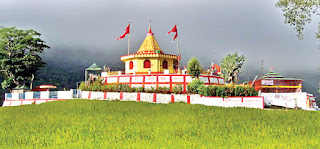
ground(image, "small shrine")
xmin=251 ymin=67 xmax=302 ymax=93
xmin=85 ymin=62 xmax=102 ymax=82
xmin=120 ymin=26 xmax=178 ymax=74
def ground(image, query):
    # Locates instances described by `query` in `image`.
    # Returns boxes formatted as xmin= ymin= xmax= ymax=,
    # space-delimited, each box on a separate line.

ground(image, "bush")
xmin=199 ymin=85 xmax=258 ymax=97
xmin=158 ymin=86 xmax=170 ymax=94
xmin=136 ymin=87 xmax=144 ymax=92
xmin=78 ymin=81 xmax=258 ymax=97
xmin=172 ymin=84 xmax=183 ymax=94
xmin=187 ymin=79 xmax=205 ymax=94
xmin=216 ymin=86 xmax=226 ymax=97
xmin=202 ymin=85 xmax=211 ymax=96
xmin=145 ymin=86 xmax=156 ymax=93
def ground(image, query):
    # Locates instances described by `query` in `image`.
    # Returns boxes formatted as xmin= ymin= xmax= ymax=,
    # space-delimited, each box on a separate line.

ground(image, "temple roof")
xmin=137 ymin=27 xmax=163 ymax=54
xmin=261 ymin=70 xmax=301 ymax=80
xmin=86 ymin=63 xmax=102 ymax=71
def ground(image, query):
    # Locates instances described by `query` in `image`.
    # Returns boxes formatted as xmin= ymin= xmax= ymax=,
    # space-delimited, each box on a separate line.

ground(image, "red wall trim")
xmin=88 ymin=92 xmax=91 ymax=99
xmin=137 ymin=92 xmax=140 ymax=101
xmin=171 ymin=94 xmax=175 ymax=103
xmin=120 ymin=92 xmax=123 ymax=100
xmin=103 ymin=92 xmax=107 ymax=99
xmin=153 ymin=93 xmax=157 ymax=102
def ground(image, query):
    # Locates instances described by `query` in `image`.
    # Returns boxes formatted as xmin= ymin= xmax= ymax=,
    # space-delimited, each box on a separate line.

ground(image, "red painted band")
xmin=104 ymin=92 xmax=107 ymax=99
xmin=171 ymin=94 xmax=174 ymax=103
xmin=153 ymin=93 xmax=157 ymax=102
xmin=137 ymin=92 xmax=140 ymax=101
xmin=120 ymin=92 xmax=123 ymax=100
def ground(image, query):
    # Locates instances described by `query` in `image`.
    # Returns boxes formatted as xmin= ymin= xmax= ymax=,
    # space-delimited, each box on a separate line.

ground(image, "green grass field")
xmin=1 ymin=100 xmax=319 ymax=148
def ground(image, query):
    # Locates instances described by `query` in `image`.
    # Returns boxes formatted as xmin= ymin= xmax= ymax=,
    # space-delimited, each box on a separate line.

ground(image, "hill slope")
xmin=0 ymin=100 xmax=319 ymax=148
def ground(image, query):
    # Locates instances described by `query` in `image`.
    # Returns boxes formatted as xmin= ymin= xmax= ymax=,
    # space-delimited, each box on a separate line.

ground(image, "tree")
xmin=187 ymin=57 xmax=202 ymax=78
xmin=276 ymin=0 xmax=320 ymax=39
xmin=220 ymin=52 xmax=246 ymax=84
xmin=0 ymin=27 xmax=50 ymax=90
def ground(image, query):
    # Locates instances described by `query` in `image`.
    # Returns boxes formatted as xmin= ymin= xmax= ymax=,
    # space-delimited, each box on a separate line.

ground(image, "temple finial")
xmin=270 ymin=67 xmax=273 ymax=72
xmin=148 ymin=20 xmax=152 ymax=33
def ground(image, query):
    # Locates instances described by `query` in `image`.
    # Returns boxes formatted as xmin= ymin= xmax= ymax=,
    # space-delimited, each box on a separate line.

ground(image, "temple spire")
xmin=148 ymin=20 xmax=152 ymax=33
xmin=147 ymin=20 xmax=153 ymax=36
xmin=137 ymin=21 xmax=162 ymax=54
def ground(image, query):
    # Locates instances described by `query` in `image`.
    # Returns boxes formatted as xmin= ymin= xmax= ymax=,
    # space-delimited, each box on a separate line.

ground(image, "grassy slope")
xmin=0 ymin=100 xmax=319 ymax=148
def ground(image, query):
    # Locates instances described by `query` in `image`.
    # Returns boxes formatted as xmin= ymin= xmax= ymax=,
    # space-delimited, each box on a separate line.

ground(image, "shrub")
xmin=172 ymin=84 xmax=183 ymax=94
xmin=127 ymin=87 xmax=136 ymax=92
xmin=136 ymin=86 xmax=144 ymax=92
xmin=216 ymin=86 xmax=226 ymax=97
xmin=79 ymin=82 xmax=87 ymax=90
xmin=158 ymin=86 xmax=170 ymax=94
xmin=226 ymin=85 xmax=235 ymax=97
xmin=200 ymin=85 xmax=258 ymax=97
xmin=157 ymin=86 xmax=163 ymax=93
xmin=187 ymin=78 xmax=205 ymax=94
xmin=79 ymin=81 xmax=258 ymax=97
xmin=202 ymin=85 xmax=211 ymax=96
xmin=119 ymin=84 xmax=129 ymax=92
xmin=146 ymin=86 xmax=156 ymax=93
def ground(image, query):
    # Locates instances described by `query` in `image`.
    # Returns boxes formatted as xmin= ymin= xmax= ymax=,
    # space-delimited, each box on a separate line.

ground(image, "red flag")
xmin=116 ymin=24 xmax=130 ymax=40
xmin=178 ymin=55 xmax=181 ymax=61
xmin=167 ymin=25 xmax=178 ymax=42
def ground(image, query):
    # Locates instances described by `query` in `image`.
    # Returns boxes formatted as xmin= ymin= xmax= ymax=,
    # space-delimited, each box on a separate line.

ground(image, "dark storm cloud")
xmin=1 ymin=0 xmax=320 ymax=74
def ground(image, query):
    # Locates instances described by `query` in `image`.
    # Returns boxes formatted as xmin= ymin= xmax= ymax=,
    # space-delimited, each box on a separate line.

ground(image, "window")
xmin=163 ymin=60 xmax=168 ymax=69
xmin=144 ymin=60 xmax=151 ymax=68
xmin=129 ymin=61 xmax=133 ymax=69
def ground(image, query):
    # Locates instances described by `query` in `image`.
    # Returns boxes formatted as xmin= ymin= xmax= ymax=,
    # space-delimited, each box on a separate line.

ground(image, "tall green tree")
xmin=0 ymin=27 xmax=50 ymax=90
xmin=187 ymin=57 xmax=202 ymax=78
xmin=221 ymin=52 xmax=246 ymax=84
xmin=276 ymin=0 xmax=320 ymax=39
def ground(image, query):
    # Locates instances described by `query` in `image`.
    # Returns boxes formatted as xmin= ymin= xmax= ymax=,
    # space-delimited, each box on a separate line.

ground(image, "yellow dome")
xmin=137 ymin=28 xmax=163 ymax=54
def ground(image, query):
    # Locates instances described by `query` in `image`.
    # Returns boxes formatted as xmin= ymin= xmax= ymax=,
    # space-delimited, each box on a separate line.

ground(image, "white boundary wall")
xmin=193 ymin=96 xmax=264 ymax=109
xmin=3 ymin=91 xmax=264 ymax=109
xmin=80 ymin=91 xmax=264 ymax=109
xmin=2 ymin=99 xmax=69 ymax=107
xmin=261 ymin=92 xmax=318 ymax=110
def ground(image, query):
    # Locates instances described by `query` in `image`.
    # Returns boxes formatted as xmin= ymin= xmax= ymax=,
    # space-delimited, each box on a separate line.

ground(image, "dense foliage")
xmin=79 ymin=81 xmax=172 ymax=94
xmin=220 ymin=52 xmax=246 ymax=84
xmin=0 ymin=100 xmax=319 ymax=148
xmin=201 ymin=85 xmax=258 ymax=97
xmin=186 ymin=78 xmax=205 ymax=94
xmin=79 ymin=80 xmax=257 ymax=97
xmin=172 ymin=84 xmax=183 ymax=94
xmin=0 ymin=27 xmax=49 ymax=90
xmin=187 ymin=57 xmax=202 ymax=78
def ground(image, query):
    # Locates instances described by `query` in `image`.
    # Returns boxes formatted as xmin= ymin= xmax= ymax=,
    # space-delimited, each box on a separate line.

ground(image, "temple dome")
xmin=137 ymin=28 xmax=163 ymax=54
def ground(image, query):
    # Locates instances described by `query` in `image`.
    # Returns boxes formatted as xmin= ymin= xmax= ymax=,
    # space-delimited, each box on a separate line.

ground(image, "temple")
xmin=251 ymin=68 xmax=302 ymax=93
xmin=121 ymin=26 xmax=178 ymax=74
xmin=98 ymin=24 xmax=225 ymax=92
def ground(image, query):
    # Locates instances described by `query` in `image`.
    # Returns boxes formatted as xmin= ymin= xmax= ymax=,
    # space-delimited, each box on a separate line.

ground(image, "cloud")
xmin=1 ymin=0 xmax=320 ymax=74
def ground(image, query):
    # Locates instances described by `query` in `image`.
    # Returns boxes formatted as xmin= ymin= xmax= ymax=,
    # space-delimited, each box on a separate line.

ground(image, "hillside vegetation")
xmin=1 ymin=100 xmax=319 ymax=148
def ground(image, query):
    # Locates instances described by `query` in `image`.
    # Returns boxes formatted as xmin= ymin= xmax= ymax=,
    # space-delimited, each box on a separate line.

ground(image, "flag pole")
xmin=128 ymin=21 xmax=132 ymax=55
xmin=128 ymin=32 xmax=130 ymax=55
xmin=177 ymin=37 xmax=180 ymax=56
xmin=177 ymin=37 xmax=181 ymax=73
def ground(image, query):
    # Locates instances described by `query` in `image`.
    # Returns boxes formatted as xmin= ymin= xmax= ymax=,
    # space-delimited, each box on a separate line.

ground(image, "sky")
xmin=1 ymin=0 xmax=320 ymax=76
